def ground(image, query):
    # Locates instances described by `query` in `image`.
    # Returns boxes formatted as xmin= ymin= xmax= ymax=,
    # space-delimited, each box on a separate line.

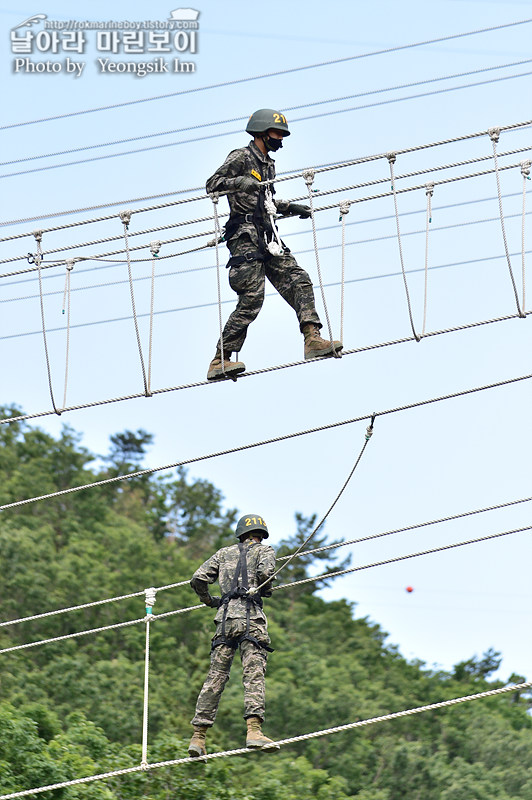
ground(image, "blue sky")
xmin=1 ymin=0 xmax=532 ymax=685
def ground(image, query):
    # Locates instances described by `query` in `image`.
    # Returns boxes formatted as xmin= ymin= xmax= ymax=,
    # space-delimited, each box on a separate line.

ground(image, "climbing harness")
xmin=387 ymin=153 xmax=421 ymax=341
xmin=488 ymin=128 xmax=525 ymax=318
xmin=303 ymin=168 xmax=341 ymax=357
xmin=211 ymin=542 xmax=273 ymax=653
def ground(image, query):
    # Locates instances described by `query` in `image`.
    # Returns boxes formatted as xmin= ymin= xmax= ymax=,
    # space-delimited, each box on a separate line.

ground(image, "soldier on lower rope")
xmin=205 ymin=108 xmax=342 ymax=380
xmin=188 ymin=514 xmax=280 ymax=756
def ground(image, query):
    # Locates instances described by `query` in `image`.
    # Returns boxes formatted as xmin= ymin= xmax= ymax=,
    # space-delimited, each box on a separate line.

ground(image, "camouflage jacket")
xmin=206 ymin=141 xmax=292 ymax=245
xmin=190 ymin=539 xmax=276 ymax=623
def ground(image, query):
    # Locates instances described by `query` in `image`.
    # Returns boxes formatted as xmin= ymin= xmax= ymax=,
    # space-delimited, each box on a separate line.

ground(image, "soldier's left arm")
xmin=257 ymin=545 xmax=277 ymax=598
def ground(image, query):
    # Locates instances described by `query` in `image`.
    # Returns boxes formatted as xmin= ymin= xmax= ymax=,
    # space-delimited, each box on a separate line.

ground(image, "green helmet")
xmin=246 ymin=109 xmax=290 ymax=137
xmin=235 ymin=514 xmax=269 ymax=540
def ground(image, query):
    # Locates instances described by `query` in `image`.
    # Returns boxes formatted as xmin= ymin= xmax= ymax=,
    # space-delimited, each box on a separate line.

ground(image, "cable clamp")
xmin=521 ymin=159 xmax=532 ymax=179
xmin=488 ymin=127 xmax=500 ymax=144
xmin=144 ymin=587 xmax=157 ymax=617
xmin=119 ymin=209 xmax=133 ymax=229
xmin=425 ymin=181 xmax=435 ymax=197
xmin=32 ymin=229 xmax=43 ymax=243
xmin=65 ymin=259 xmax=75 ymax=272
xmin=386 ymin=152 xmax=396 ymax=165
xmin=150 ymin=240 xmax=162 ymax=257
xmin=209 ymin=192 xmax=219 ymax=205
xmin=365 ymin=413 xmax=376 ymax=441
xmin=303 ymin=169 xmax=315 ymax=187
xmin=339 ymin=200 xmax=351 ymax=221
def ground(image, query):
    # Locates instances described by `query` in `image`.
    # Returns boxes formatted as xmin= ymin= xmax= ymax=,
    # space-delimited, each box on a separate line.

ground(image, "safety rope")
xmin=33 ymin=231 xmax=61 ymax=416
xmin=489 ymin=128 xmax=525 ymax=317
xmin=210 ymin=193 xmax=227 ymax=375
xmin=1 ymin=368 xmax=532 ymax=512
xmin=521 ymin=159 xmax=531 ymax=311
xmin=120 ymin=211 xmax=150 ymax=396
xmin=387 ymin=154 xmax=421 ymax=341
xmin=0 ymin=679 xmax=529 ymax=799
xmin=2 ymin=517 xmax=529 ymax=657
xmin=422 ymin=183 xmax=434 ymax=335
xmin=254 ymin=416 xmax=375 ymax=594
xmin=303 ymin=169 xmax=341 ymax=356
xmin=338 ymin=201 xmax=350 ymax=344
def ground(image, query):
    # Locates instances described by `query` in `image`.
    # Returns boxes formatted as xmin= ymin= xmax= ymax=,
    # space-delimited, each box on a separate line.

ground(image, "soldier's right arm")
xmin=206 ymin=149 xmax=247 ymax=195
xmin=190 ymin=551 xmax=221 ymax=608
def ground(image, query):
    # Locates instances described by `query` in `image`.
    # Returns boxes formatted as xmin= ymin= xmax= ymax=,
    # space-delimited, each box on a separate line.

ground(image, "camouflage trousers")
xmin=217 ymin=232 xmax=321 ymax=354
xmin=191 ymin=618 xmax=271 ymax=727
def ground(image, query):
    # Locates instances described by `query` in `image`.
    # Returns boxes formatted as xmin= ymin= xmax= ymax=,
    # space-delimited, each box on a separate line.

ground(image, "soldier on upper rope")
xmin=205 ymin=108 xmax=342 ymax=380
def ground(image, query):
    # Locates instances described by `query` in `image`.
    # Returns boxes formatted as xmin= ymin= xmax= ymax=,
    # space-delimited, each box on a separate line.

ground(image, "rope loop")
xmin=144 ymin=587 xmax=157 ymax=616
xmin=339 ymin=201 xmax=351 ymax=221
xmin=302 ymin=168 xmax=315 ymax=187
xmin=521 ymin=159 xmax=532 ymax=179
xmin=149 ymin=240 xmax=161 ymax=257
xmin=488 ymin=126 xmax=501 ymax=144
xmin=387 ymin=153 xmax=421 ymax=342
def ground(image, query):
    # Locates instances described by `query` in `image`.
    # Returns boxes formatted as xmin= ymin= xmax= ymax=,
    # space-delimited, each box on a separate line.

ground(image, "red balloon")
xmin=406 ymin=586 xmax=414 ymax=593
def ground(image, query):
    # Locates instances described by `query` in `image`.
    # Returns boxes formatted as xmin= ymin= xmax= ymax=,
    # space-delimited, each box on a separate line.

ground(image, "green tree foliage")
xmin=0 ymin=411 xmax=531 ymax=799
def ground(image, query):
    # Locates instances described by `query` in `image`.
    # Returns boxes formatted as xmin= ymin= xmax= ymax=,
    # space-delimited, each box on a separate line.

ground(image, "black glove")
xmin=287 ymin=203 xmax=311 ymax=219
xmin=208 ymin=596 xmax=222 ymax=609
xmin=233 ymin=175 xmax=261 ymax=193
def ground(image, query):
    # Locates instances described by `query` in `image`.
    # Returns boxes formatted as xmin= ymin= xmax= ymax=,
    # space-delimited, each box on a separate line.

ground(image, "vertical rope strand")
xmin=147 ymin=241 xmax=161 ymax=396
xmin=387 ymin=155 xmax=421 ymax=341
xmin=61 ymin=260 xmax=74 ymax=410
xmin=120 ymin=210 xmax=150 ymax=395
xmin=34 ymin=231 xmax=61 ymax=415
xmin=211 ymin=194 xmax=226 ymax=375
xmin=141 ymin=589 xmax=156 ymax=770
xmin=339 ymin=202 xmax=350 ymax=346
xmin=303 ymin=170 xmax=341 ymax=357
xmin=521 ymin=160 xmax=531 ymax=312
xmin=489 ymin=129 xmax=525 ymax=317
xmin=422 ymin=183 xmax=434 ymax=336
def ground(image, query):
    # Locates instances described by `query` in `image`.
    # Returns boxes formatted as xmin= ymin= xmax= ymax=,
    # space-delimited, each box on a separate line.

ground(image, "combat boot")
xmin=246 ymin=716 xmax=280 ymax=750
xmin=188 ymin=724 xmax=208 ymax=757
xmin=302 ymin=323 xmax=342 ymax=360
xmin=206 ymin=351 xmax=246 ymax=381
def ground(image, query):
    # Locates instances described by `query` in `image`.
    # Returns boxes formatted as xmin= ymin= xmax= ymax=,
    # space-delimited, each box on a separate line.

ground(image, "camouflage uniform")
xmin=206 ymin=140 xmax=322 ymax=354
xmin=190 ymin=538 xmax=276 ymax=726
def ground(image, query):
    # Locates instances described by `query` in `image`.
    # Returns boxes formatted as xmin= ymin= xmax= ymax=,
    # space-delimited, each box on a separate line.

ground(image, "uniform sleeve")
xmin=190 ymin=551 xmax=220 ymax=606
xmin=206 ymin=148 xmax=247 ymax=195
xmin=257 ymin=545 xmax=276 ymax=598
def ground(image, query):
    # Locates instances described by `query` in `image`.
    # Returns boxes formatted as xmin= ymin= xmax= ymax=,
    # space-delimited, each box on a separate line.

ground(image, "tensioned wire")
xmin=0 ymin=118 xmax=530 ymax=247
xmin=3 ymin=17 xmax=530 ymax=130
xmin=4 ymin=58 xmax=532 ymax=168
xmin=3 ymin=69 xmax=532 ymax=181
xmin=0 ymin=681 xmax=529 ymax=799
xmin=1 ymin=303 xmax=530 ymax=423
xmin=0 ymin=521 xmax=530 ymax=655
xmin=3 ymin=189 xmax=527 ymax=289
xmin=1 ymin=369 xmax=532 ymax=508
xmin=2 ymin=491 xmax=531 ymax=630
xmin=2 ymin=151 xmax=529 ymax=271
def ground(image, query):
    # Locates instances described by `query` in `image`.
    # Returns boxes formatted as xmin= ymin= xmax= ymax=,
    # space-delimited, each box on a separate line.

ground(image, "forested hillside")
xmin=1 ymin=407 xmax=531 ymax=800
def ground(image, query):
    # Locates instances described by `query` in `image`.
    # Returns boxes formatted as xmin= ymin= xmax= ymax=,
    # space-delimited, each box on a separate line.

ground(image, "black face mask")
xmin=264 ymin=134 xmax=283 ymax=152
